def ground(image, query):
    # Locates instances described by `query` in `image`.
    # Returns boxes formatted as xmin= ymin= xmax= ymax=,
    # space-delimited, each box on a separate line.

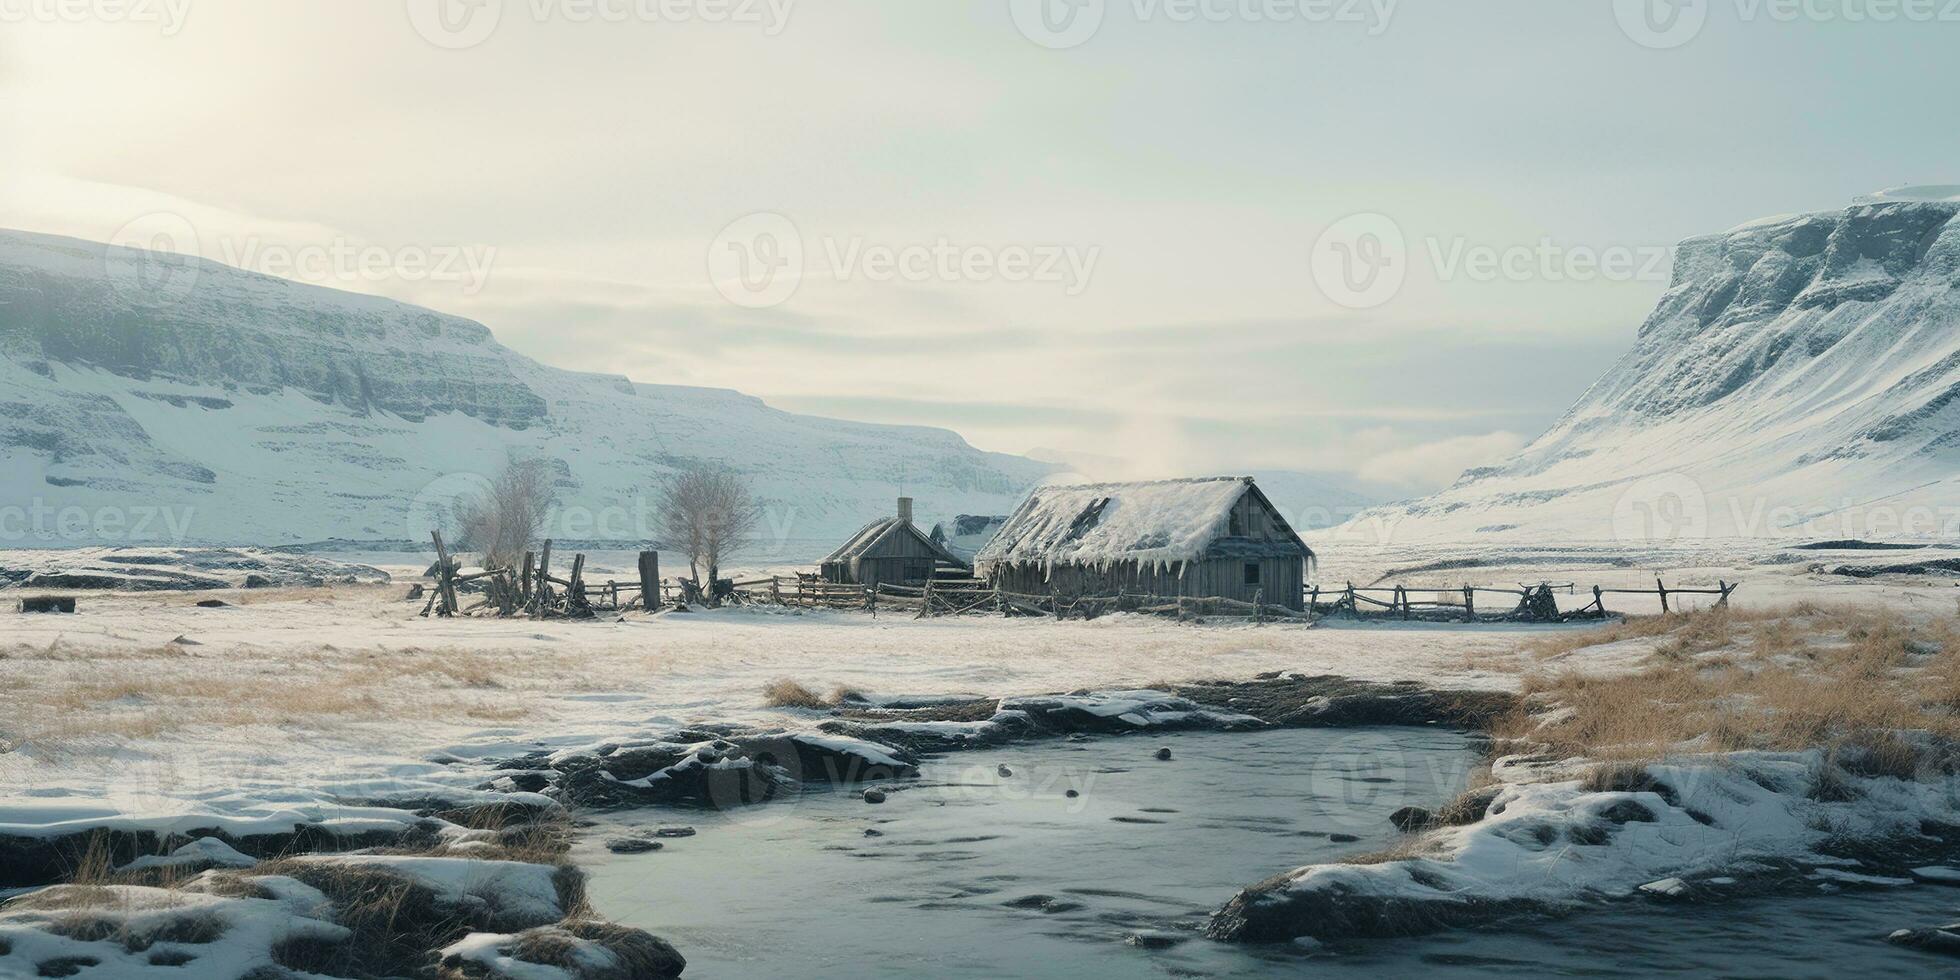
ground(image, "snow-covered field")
xmin=0 ymin=584 xmax=1551 ymax=833
xmin=2 ymin=554 xmax=1951 ymax=847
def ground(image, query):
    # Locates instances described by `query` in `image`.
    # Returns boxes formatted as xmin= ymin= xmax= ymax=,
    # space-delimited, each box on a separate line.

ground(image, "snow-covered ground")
xmin=0 ymin=584 xmax=1558 ymax=831
xmin=1 ymin=554 xmax=1950 ymax=845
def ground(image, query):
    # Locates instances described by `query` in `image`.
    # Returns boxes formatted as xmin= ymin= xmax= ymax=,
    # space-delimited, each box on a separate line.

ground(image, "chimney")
xmin=897 ymin=497 xmax=914 ymax=526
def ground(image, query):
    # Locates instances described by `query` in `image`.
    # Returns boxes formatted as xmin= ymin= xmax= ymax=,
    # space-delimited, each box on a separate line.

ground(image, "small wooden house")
xmin=973 ymin=477 xmax=1314 ymax=610
xmin=819 ymin=497 xmax=968 ymax=588
xmin=928 ymin=514 xmax=1008 ymax=563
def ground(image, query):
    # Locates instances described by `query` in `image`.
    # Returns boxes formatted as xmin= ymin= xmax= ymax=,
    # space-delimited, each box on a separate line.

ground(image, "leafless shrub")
xmin=457 ymin=458 xmax=556 ymax=570
xmin=657 ymin=464 xmax=760 ymax=599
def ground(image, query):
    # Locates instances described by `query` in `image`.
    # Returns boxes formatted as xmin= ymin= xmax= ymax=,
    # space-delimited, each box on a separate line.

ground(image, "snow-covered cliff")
xmin=1350 ymin=189 xmax=1960 ymax=545
xmin=0 ymin=229 xmax=1052 ymax=553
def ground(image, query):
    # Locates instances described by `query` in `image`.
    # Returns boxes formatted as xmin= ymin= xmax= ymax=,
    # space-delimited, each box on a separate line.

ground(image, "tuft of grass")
xmin=762 ymin=679 xmax=829 ymax=710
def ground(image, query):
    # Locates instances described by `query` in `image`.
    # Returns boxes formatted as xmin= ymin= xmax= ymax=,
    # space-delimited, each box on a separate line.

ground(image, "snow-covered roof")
xmin=973 ymin=477 xmax=1310 ymax=569
xmin=821 ymin=517 xmax=965 ymax=566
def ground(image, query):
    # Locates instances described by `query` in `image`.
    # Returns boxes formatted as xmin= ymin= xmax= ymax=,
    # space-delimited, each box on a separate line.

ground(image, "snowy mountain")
xmin=1349 ymin=189 xmax=1960 ymax=545
xmin=0 ymin=229 xmax=1053 ymax=554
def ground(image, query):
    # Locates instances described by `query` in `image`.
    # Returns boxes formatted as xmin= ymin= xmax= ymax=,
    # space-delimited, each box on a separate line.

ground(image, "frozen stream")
xmin=581 ymin=728 xmax=1960 ymax=978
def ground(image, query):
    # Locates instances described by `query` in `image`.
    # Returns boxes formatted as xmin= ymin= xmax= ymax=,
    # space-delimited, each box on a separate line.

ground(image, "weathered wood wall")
xmin=984 ymin=556 xmax=1304 ymax=610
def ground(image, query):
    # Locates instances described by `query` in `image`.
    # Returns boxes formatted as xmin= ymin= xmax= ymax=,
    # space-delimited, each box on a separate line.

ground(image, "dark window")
xmin=1243 ymin=562 xmax=1260 ymax=585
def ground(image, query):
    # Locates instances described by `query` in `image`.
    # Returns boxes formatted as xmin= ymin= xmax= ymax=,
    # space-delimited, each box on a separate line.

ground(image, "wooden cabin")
xmin=819 ymin=497 xmax=969 ymax=588
xmin=928 ymin=514 xmax=1008 ymax=564
xmin=972 ymin=477 xmax=1314 ymax=610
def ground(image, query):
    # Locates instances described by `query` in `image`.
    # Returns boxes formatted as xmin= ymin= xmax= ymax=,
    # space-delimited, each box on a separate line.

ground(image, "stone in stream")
xmin=1389 ymin=806 xmax=1434 ymax=832
xmin=998 ymin=765 xmax=1014 ymax=778
xmin=1065 ymin=789 xmax=1081 ymax=799
xmin=606 ymin=836 xmax=664 ymax=855
xmin=1888 ymin=924 xmax=1960 ymax=954
xmin=1155 ymin=748 xmax=1174 ymax=761
xmin=1125 ymin=931 xmax=1186 ymax=949
xmin=1327 ymin=833 xmax=1360 ymax=843
xmin=864 ymin=789 xmax=888 ymax=805
xmin=653 ymin=826 xmax=697 ymax=839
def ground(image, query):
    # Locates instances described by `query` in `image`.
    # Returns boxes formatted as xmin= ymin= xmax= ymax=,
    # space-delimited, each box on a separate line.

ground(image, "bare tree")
xmin=658 ymin=464 xmax=759 ymax=602
xmin=457 ymin=458 xmax=556 ymax=569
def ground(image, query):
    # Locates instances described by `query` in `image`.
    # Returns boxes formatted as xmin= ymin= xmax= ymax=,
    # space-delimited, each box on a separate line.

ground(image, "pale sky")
xmin=4 ymin=1 xmax=1955 ymax=494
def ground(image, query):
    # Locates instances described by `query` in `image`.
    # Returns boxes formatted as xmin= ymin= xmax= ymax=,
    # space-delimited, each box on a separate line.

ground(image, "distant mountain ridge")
xmin=1350 ymin=189 xmax=1960 ymax=544
xmin=0 ymin=229 xmax=1053 ymax=552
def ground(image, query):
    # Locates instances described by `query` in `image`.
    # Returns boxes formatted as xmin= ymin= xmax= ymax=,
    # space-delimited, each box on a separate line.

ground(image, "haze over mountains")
xmin=1354 ymin=189 xmax=1960 ymax=546
xmin=0 ymin=230 xmax=1054 ymax=555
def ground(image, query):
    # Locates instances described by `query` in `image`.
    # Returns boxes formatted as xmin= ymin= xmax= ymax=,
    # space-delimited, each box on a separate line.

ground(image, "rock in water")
xmin=1888 ymin=924 xmax=1960 ymax=954
xmin=1155 ymin=747 xmax=1174 ymax=761
xmin=652 ymin=826 xmax=697 ymax=839
xmin=997 ymin=765 xmax=1014 ymax=778
xmin=606 ymin=837 xmax=663 ymax=855
xmin=1389 ymin=806 xmax=1434 ymax=832
xmin=864 ymin=789 xmax=887 ymax=804
xmin=1065 ymin=789 xmax=1081 ymax=799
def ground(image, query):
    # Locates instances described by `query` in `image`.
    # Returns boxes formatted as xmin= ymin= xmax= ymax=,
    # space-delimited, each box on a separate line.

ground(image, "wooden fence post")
xmin=1717 ymin=580 xmax=1733 ymax=607
xmin=1656 ymin=577 xmax=1670 ymax=614
xmin=1345 ymin=582 xmax=1356 ymax=616
xmin=430 ymin=530 xmax=459 ymax=618
xmin=530 ymin=541 xmax=553 ymax=616
xmin=1464 ymin=586 xmax=1476 ymax=622
xmin=1254 ymin=588 xmax=1264 ymax=624
xmin=519 ymin=551 xmax=534 ymax=602
xmin=643 ymin=551 xmax=662 ymax=611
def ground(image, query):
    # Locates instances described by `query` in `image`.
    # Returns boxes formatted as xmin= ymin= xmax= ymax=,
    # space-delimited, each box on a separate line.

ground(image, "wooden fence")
xmin=421 ymin=535 xmax=678 ymax=619
xmin=1307 ymin=578 xmax=1737 ymax=623
xmin=420 ymin=534 xmax=1735 ymax=627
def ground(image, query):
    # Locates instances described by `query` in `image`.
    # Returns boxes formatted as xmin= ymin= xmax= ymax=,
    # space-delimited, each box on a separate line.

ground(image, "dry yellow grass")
xmin=1501 ymin=603 xmax=1960 ymax=776
xmin=761 ymin=679 xmax=829 ymax=710
xmin=0 ymin=641 xmax=604 ymax=753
